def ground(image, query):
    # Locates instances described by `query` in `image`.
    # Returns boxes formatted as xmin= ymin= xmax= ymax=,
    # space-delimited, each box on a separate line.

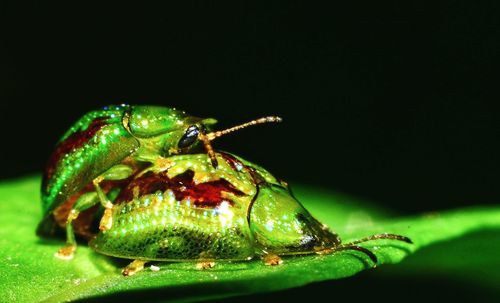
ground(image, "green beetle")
xmin=38 ymin=104 xmax=281 ymax=260
xmin=88 ymin=152 xmax=411 ymax=276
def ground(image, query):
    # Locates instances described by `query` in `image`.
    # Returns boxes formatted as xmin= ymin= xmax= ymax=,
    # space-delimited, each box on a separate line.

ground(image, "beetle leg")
xmin=122 ymin=259 xmax=147 ymax=276
xmin=137 ymin=156 xmax=174 ymax=176
xmin=135 ymin=150 xmax=174 ymax=170
xmin=55 ymin=191 xmax=99 ymax=260
xmin=315 ymin=233 xmax=412 ymax=265
xmin=262 ymin=254 xmax=283 ymax=266
xmin=102 ymin=164 xmax=135 ymax=180
xmin=92 ymin=164 xmax=135 ymax=231
xmin=93 ymin=177 xmax=114 ymax=231
xmin=54 ymin=209 xmax=78 ymax=260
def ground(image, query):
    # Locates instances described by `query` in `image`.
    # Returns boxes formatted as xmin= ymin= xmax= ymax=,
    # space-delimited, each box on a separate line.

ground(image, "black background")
xmin=1 ymin=2 xmax=499 ymax=302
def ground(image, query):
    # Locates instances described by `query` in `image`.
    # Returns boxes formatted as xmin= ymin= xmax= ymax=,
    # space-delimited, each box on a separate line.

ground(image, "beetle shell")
xmin=90 ymin=152 xmax=340 ymax=261
xmin=39 ymin=105 xmax=137 ymax=236
xmin=38 ymin=105 xmax=206 ymax=237
xmin=39 ymin=107 xmax=411 ymax=269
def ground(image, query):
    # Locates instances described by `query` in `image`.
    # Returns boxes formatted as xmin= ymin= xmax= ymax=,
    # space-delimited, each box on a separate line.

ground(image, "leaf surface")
xmin=0 ymin=176 xmax=499 ymax=302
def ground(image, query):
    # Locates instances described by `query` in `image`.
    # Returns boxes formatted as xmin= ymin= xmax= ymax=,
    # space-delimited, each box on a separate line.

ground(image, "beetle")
xmin=37 ymin=104 xmax=281 ymax=260
xmin=88 ymin=151 xmax=411 ymax=276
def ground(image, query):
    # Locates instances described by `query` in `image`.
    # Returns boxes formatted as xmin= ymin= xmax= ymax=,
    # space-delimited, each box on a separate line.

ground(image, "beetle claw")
xmin=54 ymin=245 xmax=76 ymax=260
xmin=196 ymin=261 xmax=215 ymax=270
xmin=99 ymin=205 xmax=113 ymax=231
xmin=263 ymin=254 xmax=283 ymax=266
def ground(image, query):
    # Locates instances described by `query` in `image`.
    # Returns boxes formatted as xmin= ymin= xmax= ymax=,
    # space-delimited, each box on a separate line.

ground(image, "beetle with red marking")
xmin=37 ymin=104 xmax=282 ymax=260
xmin=90 ymin=152 xmax=411 ymax=276
xmin=38 ymin=105 xmax=411 ymax=276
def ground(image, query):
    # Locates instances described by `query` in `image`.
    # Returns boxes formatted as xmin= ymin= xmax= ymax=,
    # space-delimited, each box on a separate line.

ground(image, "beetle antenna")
xmin=205 ymin=116 xmax=282 ymax=141
xmin=200 ymin=116 xmax=282 ymax=168
xmin=334 ymin=245 xmax=378 ymax=263
xmin=345 ymin=233 xmax=413 ymax=245
xmin=327 ymin=234 xmax=412 ymax=265
xmin=199 ymin=134 xmax=219 ymax=168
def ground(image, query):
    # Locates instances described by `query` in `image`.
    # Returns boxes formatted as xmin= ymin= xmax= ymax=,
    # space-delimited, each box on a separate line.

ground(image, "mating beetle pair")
xmin=38 ymin=105 xmax=411 ymax=276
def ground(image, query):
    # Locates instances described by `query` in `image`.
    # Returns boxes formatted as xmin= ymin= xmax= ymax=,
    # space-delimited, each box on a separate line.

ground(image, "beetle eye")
xmin=178 ymin=125 xmax=200 ymax=148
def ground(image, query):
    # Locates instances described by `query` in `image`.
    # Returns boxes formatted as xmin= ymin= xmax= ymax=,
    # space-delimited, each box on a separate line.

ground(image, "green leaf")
xmin=1 ymin=176 xmax=499 ymax=302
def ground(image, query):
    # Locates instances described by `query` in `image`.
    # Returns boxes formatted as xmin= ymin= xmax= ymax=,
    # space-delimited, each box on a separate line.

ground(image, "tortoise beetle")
xmin=38 ymin=105 xmax=411 ymax=275
xmin=90 ymin=152 xmax=411 ymax=275
xmin=38 ymin=104 xmax=281 ymax=260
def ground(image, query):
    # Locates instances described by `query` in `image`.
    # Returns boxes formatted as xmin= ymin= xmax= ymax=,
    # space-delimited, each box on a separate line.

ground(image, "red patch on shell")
xmin=43 ymin=117 xmax=109 ymax=185
xmin=116 ymin=170 xmax=245 ymax=208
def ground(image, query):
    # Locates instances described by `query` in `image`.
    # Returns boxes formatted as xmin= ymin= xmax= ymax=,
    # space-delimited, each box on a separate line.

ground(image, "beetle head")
xmin=124 ymin=106 xmax=282 ymax=168
xmin=170 ymin=115 xmax=282 ymax=168
xmin=123 ymin=105 xmax=215 ymax=155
